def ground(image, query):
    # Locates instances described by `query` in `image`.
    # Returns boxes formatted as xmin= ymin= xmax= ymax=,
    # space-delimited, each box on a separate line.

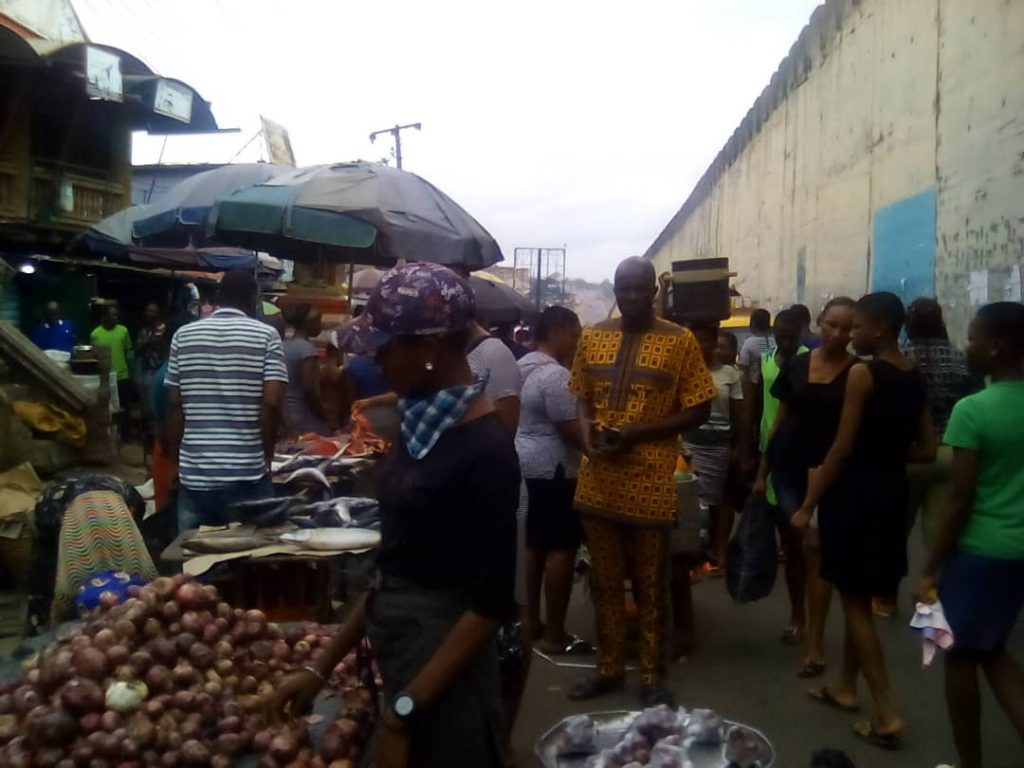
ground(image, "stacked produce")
xmin=0 ymin=575 xmax=376 ymax=767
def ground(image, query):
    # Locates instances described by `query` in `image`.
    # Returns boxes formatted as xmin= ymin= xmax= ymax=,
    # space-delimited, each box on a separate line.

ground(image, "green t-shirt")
xmin=90 ymin=324 xmax=133 ymax=380
xmin=943 ymin=380 xmax=1024 ymax=559
xmin=759 ymin=347 xmax=808 ymax=453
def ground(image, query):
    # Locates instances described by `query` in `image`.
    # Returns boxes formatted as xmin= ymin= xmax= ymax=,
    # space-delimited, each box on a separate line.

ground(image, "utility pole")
xmin=369 ymin=122 xmax=421 ymax=169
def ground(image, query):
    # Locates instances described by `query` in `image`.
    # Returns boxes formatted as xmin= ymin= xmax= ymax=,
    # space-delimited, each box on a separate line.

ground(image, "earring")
xmin=425 ymin=361 xmax=434 ymax=371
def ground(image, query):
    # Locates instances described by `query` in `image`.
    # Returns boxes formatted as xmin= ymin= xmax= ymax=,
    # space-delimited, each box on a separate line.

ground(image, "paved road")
xmin=512 ymin=537 xmax=1024 ymax=768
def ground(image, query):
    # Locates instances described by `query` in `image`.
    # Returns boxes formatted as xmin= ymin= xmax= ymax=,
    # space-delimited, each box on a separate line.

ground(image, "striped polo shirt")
xmin=165 ymin=308 xmax=288 ymax=490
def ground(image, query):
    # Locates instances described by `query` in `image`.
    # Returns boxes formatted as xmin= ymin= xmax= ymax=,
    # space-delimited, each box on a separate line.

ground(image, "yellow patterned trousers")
xmin=583 ymin=517 xmax=667 ymax=686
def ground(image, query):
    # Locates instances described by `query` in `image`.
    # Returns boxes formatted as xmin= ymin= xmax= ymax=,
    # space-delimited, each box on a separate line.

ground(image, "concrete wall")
xmin=645 ymin=0 xmax=1024 ymax=341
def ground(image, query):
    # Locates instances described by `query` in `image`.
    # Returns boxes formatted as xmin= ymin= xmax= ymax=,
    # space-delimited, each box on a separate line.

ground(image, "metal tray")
xmin=535 ymin=710 xmax=775 ymax=768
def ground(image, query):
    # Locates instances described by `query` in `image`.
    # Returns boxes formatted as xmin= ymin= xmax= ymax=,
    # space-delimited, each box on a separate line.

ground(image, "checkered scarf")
xmin=398 ymin=377 xmax=487 ymax=459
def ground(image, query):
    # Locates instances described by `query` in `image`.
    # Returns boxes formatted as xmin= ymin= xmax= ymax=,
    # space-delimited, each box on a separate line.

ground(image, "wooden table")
xmin=160 ymin=530 xmax=377 ymax=623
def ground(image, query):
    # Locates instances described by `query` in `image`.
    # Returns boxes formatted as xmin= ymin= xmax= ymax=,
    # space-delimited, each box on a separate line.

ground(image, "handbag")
xmin=726 ymin=493 xmax=779 ymax=603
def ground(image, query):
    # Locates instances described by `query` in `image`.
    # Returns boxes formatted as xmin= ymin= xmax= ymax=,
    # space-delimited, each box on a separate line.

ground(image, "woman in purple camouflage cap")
xmin=271 ymin=263 xmax=520 ymax=768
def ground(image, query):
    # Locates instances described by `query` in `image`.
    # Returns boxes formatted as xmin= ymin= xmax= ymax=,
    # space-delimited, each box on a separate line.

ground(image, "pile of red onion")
xmin=0 ymin=575 xmax=375 ymax=767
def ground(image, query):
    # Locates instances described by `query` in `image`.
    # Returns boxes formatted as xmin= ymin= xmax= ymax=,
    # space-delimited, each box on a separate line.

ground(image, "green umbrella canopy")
xmin=207 ymin=162 xmax=503 ymax=269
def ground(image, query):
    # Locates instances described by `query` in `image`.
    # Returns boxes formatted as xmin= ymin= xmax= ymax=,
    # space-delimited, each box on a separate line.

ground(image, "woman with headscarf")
xmin=270 ymin=263 xmax=519 ymax=768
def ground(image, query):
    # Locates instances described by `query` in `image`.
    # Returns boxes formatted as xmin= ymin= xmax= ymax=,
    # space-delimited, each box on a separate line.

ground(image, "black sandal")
xmin=852 ymin=720 xmax=902 ymax=751
xmin=568 ymin=675 xmax=624 ymax=702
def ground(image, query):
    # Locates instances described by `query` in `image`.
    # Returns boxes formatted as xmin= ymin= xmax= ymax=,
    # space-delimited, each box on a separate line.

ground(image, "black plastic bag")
xmin=726 ymin=494 xmax=778 ymax=603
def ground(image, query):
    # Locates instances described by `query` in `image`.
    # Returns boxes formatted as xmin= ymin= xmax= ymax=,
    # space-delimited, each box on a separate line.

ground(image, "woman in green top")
xmin=91 ymin=305 xmax=133 ymax=411
xmin=915 ymin=302 xmax=1024 ymax=768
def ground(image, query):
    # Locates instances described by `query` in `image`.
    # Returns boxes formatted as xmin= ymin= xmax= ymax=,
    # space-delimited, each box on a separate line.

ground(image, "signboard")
xmin=85 ymin=46 xmax=122 ymax=102
xmin=153 ymin=79 xmax=194 ymax=123
xmin=261 ymin=115 xmax=296 ymax=167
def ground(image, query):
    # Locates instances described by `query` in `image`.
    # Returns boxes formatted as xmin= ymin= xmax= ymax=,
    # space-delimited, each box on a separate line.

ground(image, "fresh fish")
xmin=279 ymin=528 xmax=381 ymax=551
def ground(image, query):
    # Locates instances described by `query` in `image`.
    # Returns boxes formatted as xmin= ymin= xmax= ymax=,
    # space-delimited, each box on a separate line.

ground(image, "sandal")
xmin=852 ymin=720 xmax=902 ymax=751
xmin=807 ymin=686 xmax=860 ymax=713
xmin=568 ymin=675 xmax=625 ymax=702
xmin=537 ymin=635 xmax=595 ymax=656
xmin=797 ymin=660 xmax=827 ymax=679
xmin=780 ymin=625 xmax=804 ymax=645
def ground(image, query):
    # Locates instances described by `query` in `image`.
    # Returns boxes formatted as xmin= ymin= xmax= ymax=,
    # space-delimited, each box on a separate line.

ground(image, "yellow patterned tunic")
xmin=569 ymin=318 xmax=717 ymax=528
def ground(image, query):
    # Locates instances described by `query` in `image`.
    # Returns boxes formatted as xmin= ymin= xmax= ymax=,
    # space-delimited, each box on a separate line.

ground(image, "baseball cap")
xmin=349 ymin=262 xmax=475 ymax=351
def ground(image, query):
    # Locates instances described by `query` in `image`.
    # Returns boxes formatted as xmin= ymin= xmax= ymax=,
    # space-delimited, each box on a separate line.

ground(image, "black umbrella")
xmin=470 ymin=275 xmax=539 ymax=325
xmin=206 ymin=162 xmax=504 ymax=269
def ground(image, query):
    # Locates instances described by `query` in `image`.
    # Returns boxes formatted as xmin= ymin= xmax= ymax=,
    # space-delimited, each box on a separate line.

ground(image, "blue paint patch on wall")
xmin=871 ymin=188 xmax=936 ymax=302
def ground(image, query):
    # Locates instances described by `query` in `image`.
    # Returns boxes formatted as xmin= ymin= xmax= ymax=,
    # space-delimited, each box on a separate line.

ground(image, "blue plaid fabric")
xmin=399 ymin=378 xmax=487 ymax=459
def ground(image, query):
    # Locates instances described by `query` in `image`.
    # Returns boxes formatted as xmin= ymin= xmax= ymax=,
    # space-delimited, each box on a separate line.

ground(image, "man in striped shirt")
xmin=166 ymin=270 xmax=288 ymax=531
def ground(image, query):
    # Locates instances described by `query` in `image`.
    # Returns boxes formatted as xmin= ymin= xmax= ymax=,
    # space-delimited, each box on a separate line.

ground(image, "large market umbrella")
xmin=76 ymin=162 xmax=290 ymax=266
xmin=469 ymin=275 xmax=539 ymax=325
xmin=206 ymin=162 xmax=504 ymax=269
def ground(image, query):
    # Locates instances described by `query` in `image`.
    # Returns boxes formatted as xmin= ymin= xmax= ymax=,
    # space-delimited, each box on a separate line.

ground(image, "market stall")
xmin=0 ymin=575 xmax=378 ymax=767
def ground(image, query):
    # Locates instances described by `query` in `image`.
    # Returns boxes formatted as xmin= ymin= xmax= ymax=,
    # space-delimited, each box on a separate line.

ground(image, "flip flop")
xmin=807 ymin=687 xmax=860 ymax=713
xmin=797 ymin=660 xmax=827 ymax=679
xmin=780 ymin=626 xmax=803 ymax=645
xmin=538 ymin=635 xmax=595 ymax=656
xmin=852 ymin=720 xmax=902 ymax=751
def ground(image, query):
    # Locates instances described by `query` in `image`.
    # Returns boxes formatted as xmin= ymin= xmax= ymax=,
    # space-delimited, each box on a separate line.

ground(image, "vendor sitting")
xmin=270 ymin=262 xmax=519 ymax=768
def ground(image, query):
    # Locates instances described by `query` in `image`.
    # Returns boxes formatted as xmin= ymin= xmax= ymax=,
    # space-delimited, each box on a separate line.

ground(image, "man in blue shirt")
xmin=30 ymin=301 xmax=76 ymax=353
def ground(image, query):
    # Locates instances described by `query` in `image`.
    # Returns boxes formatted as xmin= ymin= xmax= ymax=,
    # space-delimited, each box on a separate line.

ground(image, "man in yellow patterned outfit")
xmin=568 ymin=257 xmax=716 ymax=706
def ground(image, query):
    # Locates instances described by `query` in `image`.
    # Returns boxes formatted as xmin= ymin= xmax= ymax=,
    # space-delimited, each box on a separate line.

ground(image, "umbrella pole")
xmin=347 ymin=262 xmax=354 ymax=310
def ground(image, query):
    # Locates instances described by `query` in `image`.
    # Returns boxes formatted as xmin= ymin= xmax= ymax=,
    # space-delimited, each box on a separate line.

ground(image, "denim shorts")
xmin=939 ymin=550 xmax=1024 ymax=652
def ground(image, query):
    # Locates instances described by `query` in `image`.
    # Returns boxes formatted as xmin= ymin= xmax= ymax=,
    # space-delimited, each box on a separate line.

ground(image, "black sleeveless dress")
xmin=818 ymin=360 xmax=927 ymax=596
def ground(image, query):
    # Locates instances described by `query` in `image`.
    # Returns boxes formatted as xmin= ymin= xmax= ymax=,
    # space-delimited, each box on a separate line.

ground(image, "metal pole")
xmin=535 ymin=248 xmax=543 ymax=308
xmin=369 ymin=122 xmax=422 ymax=170
xmin=394 ymin=125 xmax=403 ymax=170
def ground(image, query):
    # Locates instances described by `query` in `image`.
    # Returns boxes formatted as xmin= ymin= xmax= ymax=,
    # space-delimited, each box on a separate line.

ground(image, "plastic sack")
xmin=557 ymin=714 xmax=598 ymax=755
xmin=628 ymin=704 xmax=687 ymax=744
xmin=612 ymin=730 xmax=651 ymax=765
xmin=75 ymin=570 xmax=147 ymax=614
xmin=649 ymin=740 xmax=693 ymax=768
xmin=685 ymin=708 xmax=724 ymax=745
xmin=726 ymin=494 xmax=778 ymax=603
xmin=724 ymin=725 xmax=769 ymax=768
xmin=583 ymin=749 xmax=619 ymax=768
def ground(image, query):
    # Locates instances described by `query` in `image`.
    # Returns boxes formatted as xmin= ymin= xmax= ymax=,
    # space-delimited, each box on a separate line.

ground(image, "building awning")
xmin=0 ymin=28 xmax=222 ymax=135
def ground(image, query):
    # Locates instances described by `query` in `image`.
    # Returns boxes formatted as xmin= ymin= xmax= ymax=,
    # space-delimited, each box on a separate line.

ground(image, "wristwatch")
xmin=392 ymin=691 xmax=418 ymax=722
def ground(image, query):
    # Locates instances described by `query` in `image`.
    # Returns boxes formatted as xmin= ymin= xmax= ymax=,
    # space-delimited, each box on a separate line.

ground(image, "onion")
xmin=201 ymin=623 xmax=220 ymax=645
xmin=180 ymin=611 xmax=201 ymax=635
xmin=172 ymin=690 xmax=196 ymax=712
xmin=203 ymin=681 xmax=222 ymax=699
xmin=215 ymin=603 xmax=231 ymax=621
xmin=0 ymin=693 xmax=10 ymax=715
xmin=105 ymin=645 xmax=130 ymax=668
xmin=269 ymin=732 xmax=300 ymax=763
xmin=159 ymin=752 xmax=179 ymax=767
xmin=273 ymin=641 xmax=291 ymax=661
xmin=188 ymin=643 xmax=212 ymax=670
xmin=175 ymin=633 xmax=197 ymax=657
xmin=60 ymin=679 xmax=105 ymax=714
xmin=213 ymin=732 xmax=242 ymax=755
xmin=147 ymin=638 xmax=177 ymax=666
xmin=72 ymin=742 xmax=96 ymax=764
xmin=34 ymin=746 xmax=65 ymax=767
xmin=112 ymin=619 xmax=137 ymax=642
xmin=100 ymin=710 xmax=120 ymax=732
xmin=25 ymin=706 xmax=78 ymax=747
xmin=266 ymin=623 xmax=282 ymax=641
xmin=72 ymin=648 xmax=109 ymax=681
xmin=318 ymin=727 xmax=350 ymax=761
xmin=248 ymin=660 xmax=268 ymax=680
xmin=171 ymin=661 xmax=198 ymax=687
xmin=149 ymin=578 xmax=176 ymax=601
xmin=125 ymin=713 xmax=156 ymax=748
xmin=252 ymin=729 xmax=273 ymax=751
xmin=127 ymin=651 xmax=153 ymax=675
xmin=239 ymin=676 xmax=258 ymax=694
xmin=97 ymin=591 xmax=120 ymax=612
xmin=142 ymin=618 xmax=162 ymax=640
xmin=137 ymin=586 xmax=160 ymax=614
xmin=11 ymin=685 xmax=42 ymax=715
xmin=211 ymin=757 xmax=231 ymax=768
xmin=175 ymin=584 xmax=211 ymax=612
xmin=161 ymin=602 xmax=181 ymax=624
xmin=249 ymin=641 xmax=274 ymax=662
xmin=144 ymin=666 xmax=170 ymax=692
xmin=293 ymin=640 xmax=311 ymax=659
xmin=0 ymin=737 xmax=32 ymax=768
xmin=143 ymin=699 xmax=164 ymax=718
xmin=180 ymin=738 xmax=209 ymax=765
xmin=92 ymin=628 xmax=118 ymax=652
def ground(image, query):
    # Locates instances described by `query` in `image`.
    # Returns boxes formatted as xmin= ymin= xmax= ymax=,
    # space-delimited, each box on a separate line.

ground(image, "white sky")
xmin=72 ymin=0 xmax=821 ymax=282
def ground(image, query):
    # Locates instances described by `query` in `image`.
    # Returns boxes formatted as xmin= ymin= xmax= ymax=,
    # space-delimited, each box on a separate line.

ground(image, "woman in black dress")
xmin=758 ymin=297 xmax=856 ymax=678
xmin=271 ymin=263 xmax=519 ymax=768
xmin=791 ymin=292 xmax=935 ymax=751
